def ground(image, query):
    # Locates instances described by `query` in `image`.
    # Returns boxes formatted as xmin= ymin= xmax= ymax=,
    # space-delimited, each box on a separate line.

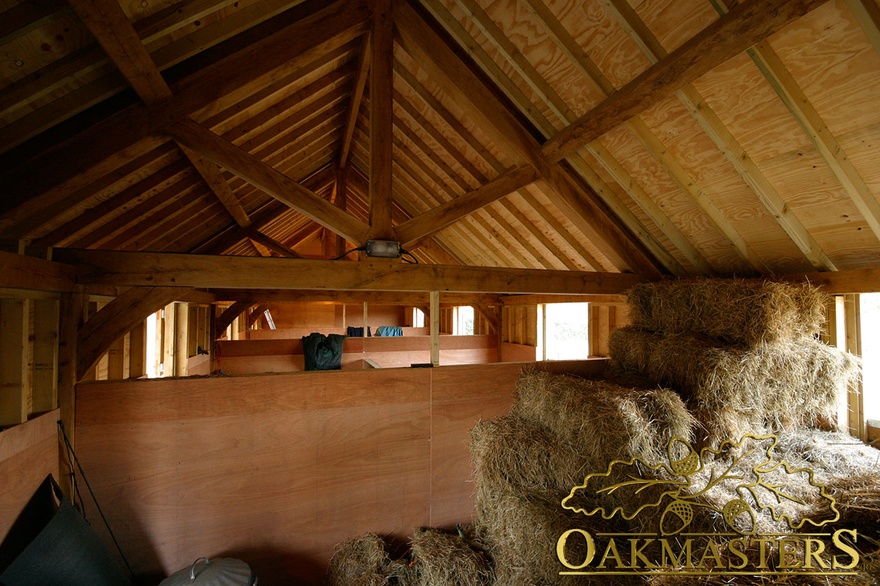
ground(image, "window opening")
xmin=860 ymin=293 xmax=880 ymax=426
xmin=454 ymin=306 xmax=474 ymax=335
xmin=145 ymin=311 xmax=159 ymax=378
xmin=413 ymin=308 xmax=425 ymax=328
xmin=543 ymin=302 xmax=589 ymax=360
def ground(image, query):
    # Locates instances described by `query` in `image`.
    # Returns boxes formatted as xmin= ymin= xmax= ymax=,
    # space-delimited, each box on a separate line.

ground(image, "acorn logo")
xmin=555 ymin=434 xmax=860 ymax=577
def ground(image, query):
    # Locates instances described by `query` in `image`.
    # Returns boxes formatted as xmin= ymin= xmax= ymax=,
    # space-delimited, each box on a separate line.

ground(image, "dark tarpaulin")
xmin=301 ymin=333 xmax=345 ymax=371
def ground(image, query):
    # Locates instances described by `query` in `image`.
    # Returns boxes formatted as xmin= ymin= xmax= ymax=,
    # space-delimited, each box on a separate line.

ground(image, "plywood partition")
xmin=0 ymin=410 xmax=60 ymax=538
xmin=74 ymin=360 xmax=608 ymax=584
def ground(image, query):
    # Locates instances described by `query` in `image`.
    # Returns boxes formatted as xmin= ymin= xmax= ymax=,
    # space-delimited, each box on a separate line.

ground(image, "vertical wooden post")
xmin=336 ymin=167 xmax=349 ymax=257
xmin=0 ymin=298 xmax=29 ymax=427
xmin=129 ymin=320 xmax=146 ymax=379
xmin=208 ymin=305 xmax=218 ymax=374
xmin=588 ymin=304 xmax=611 ymax=357
xmin=368 ymin=0 xmax=394 ymax=241
xmin=363 ymin=302 xmax=369 ymax=337
xmin=107 ymin=336 xmax=125 ymax=380
xmin=32 ymin=298 xmax=59 ymax=413
xmin=536 ymin=303 xmax=545 ymax=361
xmin=57 ymin=288 xmax=84 ymax=498
xmin=175 ymin=303 xmax=189 ymax=377
xmin=494 ymin=305 xmax=503 ymax=362
xmin=162 ymin=303 xmax=175 ymax=376
xmin=196 ymin=306 xmax=208 ymax=355
xmin=430 ymin=291 xmax=440 ymax=366
xmin=844 ymin=294 xmax=864 ymax=439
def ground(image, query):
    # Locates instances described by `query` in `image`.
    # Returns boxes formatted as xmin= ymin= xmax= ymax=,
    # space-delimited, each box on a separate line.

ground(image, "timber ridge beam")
xmin=52 ymin=248 xmax=647 ymax=295
xmin=7 ymin=249 xmax=880 ymax=296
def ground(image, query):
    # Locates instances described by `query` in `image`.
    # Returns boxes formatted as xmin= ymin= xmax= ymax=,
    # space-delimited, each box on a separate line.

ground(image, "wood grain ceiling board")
xmin=1 ymin=0 xmax=878 ymax=283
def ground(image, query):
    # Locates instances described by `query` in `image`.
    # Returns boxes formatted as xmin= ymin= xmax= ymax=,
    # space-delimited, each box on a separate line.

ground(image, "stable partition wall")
xmin=215 ymin=334 xmax=498 ymax=374
xmin=0 ymin=411 xmax=60 ymax=537
xmin=74 ymin=360 xmax=607 ymax=584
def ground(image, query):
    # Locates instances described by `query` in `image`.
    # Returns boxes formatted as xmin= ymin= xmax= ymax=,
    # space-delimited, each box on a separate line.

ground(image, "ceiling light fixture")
xmin=364 ymin=239 xmax=402 ymax=259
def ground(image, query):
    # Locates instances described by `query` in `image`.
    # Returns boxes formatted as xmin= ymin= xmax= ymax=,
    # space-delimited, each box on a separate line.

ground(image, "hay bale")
xmin=609 ymin=327 xmax=860 ymax=442
xmin=774 ymin=429 xmax=880 ymax=480
xmin=475 ymin=491 xmax=626 ymax=586
xmin=325 ymin=533 xmax=390 ymax=586
xmin=409 ymin=527 xmax=492 ymax=586
xmin=607 ymin=326 xmax=659 ymax=374
xmin=512 ymin=368 xmax=697 ymax=468
xmin=470 ymin=415 xmax=585 ymax=503
xmin=626 ymin=278 xmax=829 ymax=346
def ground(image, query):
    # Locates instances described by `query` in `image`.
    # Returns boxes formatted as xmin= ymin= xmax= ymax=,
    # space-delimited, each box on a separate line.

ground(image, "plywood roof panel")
xmin=0 ymin=0 xmax=878 ymax=285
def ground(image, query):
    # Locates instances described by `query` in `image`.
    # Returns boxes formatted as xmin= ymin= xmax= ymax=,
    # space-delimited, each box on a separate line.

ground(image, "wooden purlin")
xmin=393 ymin=61 xmax=610 ymax=271
xmin=541 ymin=0 xmax=832 ymax=163
xmin=604 ymin=0 xmax=836 ymax=272
xmin=466 ymin=0 xmax=761 ymax=274
xmin=847 ymin=0 xmax=880 ymax=55
xmin=66 ymin=0 xmax=173 ymax=104
xmin=395 ymin=0 xmax=663 ymax=275
xmin=0 ymin=0 xmax=371 ymax=224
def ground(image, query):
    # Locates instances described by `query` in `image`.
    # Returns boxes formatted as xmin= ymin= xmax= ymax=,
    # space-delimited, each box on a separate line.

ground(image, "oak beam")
xmin=76 ymin=286 xmax=188 ymax=380
xmin=0 ymin=251 xmax=76 ymax=292
xmin=781 ymin=268 xmax=880 ymax=294
xmin=394 ymin=0 xmax=660 ymax=275
xmin=215 ymin=300 xmax=253 ymax=340
xmin=207 ymin=289 xmax=500 ymax=306
xmin=541 ymin=0 xmax=829 ymax=162
xmin=339 ymin=33 xmax=371 ymax=168
xmin=0 ymin=0 xmax=370 ymax=216
xmin=67 ymin=0 xmax=172 ymax=103
xmin=57 ymin=289 xmax=83 ymax=497
xmin=394 ymin=166 xmax=538 ymax=247
xmin=244 ymin=229 xmax=303 ymax=258
xmin=167 ymin=119 xmax=371 ymax=244
xmin=369 ymin=0 xmax=395 ymax=240
xmin=179 ymin=144 xmax=252 ymax=228
xmin=430 ymin=290 xmax=439 ymax=366
xmin=54 ymin=248 xmax=646 ymax=294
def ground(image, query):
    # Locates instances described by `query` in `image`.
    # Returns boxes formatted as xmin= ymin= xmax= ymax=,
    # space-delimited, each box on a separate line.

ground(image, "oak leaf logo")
xmin=561 ymin=434 xmax=839 ymax=535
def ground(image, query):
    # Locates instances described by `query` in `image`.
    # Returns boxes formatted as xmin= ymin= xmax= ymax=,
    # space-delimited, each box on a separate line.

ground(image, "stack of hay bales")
xmin=327 ymin=279 xmax=879 ymax=584
xmin=471 ymin=369 xmax=696 ymax=584
xmin=610 ymin=278 xmax=860 ymax=447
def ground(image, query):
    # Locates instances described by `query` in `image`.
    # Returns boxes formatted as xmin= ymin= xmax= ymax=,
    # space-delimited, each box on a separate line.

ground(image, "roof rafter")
xmin=0 ymin=0 xmax=371 ymax=228
xmin=541 ymin=0 xmax=831 ymax=162
xmin=396 ymin=0 xmax=661 ymax=274
xmin=167 ymin=119 xmax=372 ymax=244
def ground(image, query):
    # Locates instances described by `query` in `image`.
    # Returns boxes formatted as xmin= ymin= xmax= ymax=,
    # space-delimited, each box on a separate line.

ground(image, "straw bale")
xmin=475 ymin=491 xmax=627 ymax=586
xmin=511 ymin=368 xmax=697 ymax=469
xmin=773 ymin=429 xmax=880 ymax=481
xmin=325 ymin=533 xmax=390 ymax=586
xmin=470 ymin=414 xmax=586 ymax=504
xmin=408 ymin=527 xmax=492 ymax=586
xmin=610 ymin=327 xmax=859 ymax=441
xmin=626 ymin=278 xmax=829 ymax=346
